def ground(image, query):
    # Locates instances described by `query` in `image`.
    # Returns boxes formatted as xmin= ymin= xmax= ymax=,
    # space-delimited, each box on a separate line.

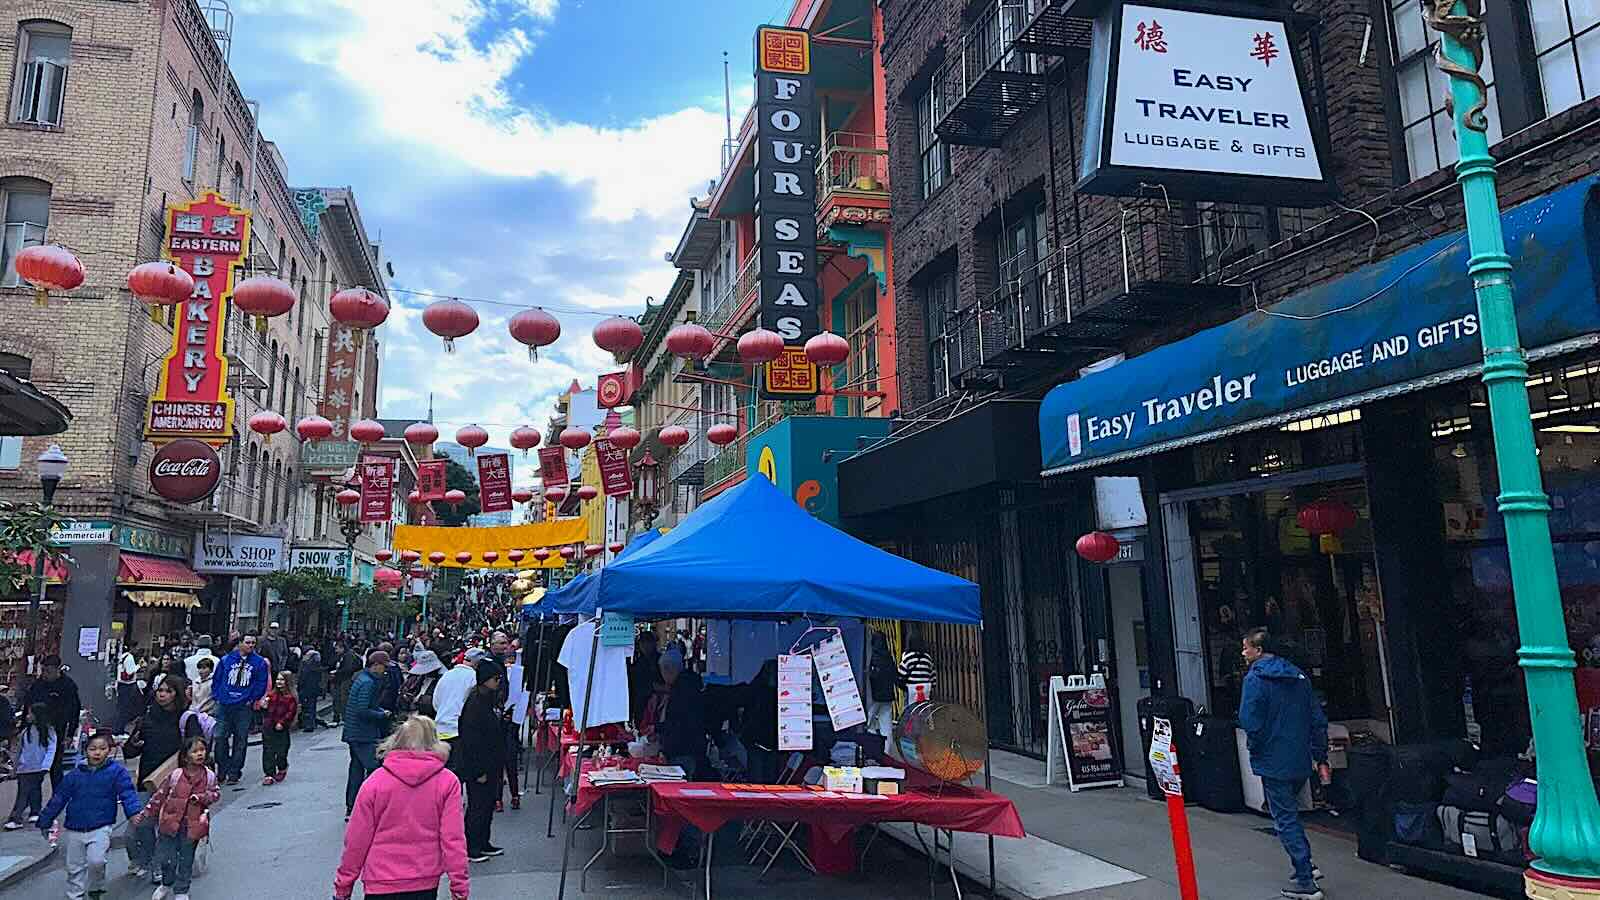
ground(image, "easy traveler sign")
xmin=1040 ymin=178 xmax=1600 ymax=473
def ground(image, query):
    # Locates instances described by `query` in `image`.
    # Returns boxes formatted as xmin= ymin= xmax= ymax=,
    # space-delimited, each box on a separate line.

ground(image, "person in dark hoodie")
xmin=24 ymin=655 xmax=81 ymax=790
xmin=297 ymin=649 xmax=325 ymax=732
xmin=453 ymin=660 xmax=507 ymax=862
xmin=342 ymin=651 xmax=393 ymax=819
xmin=1238 ymin=627 xmax=1330 ymax=900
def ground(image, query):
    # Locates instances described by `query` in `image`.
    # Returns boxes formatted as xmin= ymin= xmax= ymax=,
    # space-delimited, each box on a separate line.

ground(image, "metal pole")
xmin=1428 ymin=2 xmax=1600 ymax=891
xmin=24 ymin=476 xmax=58 ymax=668
xmin=556 ymin=616 xmax=602 ymax=900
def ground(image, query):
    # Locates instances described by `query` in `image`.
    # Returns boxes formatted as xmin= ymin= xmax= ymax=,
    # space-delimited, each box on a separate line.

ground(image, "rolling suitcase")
xmin=1185 ymin=715 xmax=1245 ymax=813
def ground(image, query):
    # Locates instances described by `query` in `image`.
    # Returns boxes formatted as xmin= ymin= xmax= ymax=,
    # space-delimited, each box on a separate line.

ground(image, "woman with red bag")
xmin=129 ymin=737 xmax=218 ymax=900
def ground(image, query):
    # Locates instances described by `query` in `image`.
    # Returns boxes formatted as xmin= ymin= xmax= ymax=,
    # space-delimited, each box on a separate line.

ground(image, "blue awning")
xmin=1040 ymin=177 xmax=1600 ymax=474
xmin=537 ymin=527 xmax=671 ymax=618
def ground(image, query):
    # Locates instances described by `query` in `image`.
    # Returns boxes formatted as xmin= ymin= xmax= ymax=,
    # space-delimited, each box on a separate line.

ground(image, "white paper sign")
xmin=813 ymin=636 xmax=866 ymax=730
xmin=778 ymin=653 xmax=813 ymax=751
xmin=77 ymin=627 xmax=100 ymax=658
xmin=1148 ymin=716 xmax=1183 ymax=796
xmin=1108 ymin=5 xmax=1323 ymax=180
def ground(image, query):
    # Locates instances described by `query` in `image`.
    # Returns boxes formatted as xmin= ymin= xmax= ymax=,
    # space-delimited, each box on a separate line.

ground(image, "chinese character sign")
xmin=1250 ymin=31 xmax=1279 ymax=66
xmin=594 ymin=440 xmax=633 ymax=497
xmin=763 ymin=346 xmax=819 ymax=399
xmin=1133 ymin=19 xmax=1168 ymax=52
xmin=537 ymin=446 xmax=568 ymax=489
xmin=359 ymin=458 xmax=395 ymax=524
xmin=477 ymin=452 xmax=513 ymax=514
xmin=416 ymin=459 xmax=447 ymax=501
xmin=318 ymin=325 xmax=365 ymax=438
xmin=146 ymin=193 xmax=251 ymax=442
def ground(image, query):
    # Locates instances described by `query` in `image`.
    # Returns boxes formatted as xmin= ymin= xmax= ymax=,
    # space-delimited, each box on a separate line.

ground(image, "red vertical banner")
xmin=318 ymin=324 xmax=366 ymax=439
xmin=416 ymin=459 xmax=448 ymax=500
xmin=477 ymin=452 xmax=512 ymax=513
xmin=359 ymin=458 xmax=395 ymax=523
xmin=537 ymin=446 xmax=568 ymax=489
xmin=594 ymin=440 xmax=634 ymax=497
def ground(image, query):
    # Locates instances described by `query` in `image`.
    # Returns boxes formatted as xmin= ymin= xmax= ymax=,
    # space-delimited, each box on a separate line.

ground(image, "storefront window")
xmin=1191 ymin=412 xmax=1363 ymax=485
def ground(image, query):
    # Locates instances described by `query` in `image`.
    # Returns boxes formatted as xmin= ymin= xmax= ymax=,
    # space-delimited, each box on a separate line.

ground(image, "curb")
xmin=0 ymin=843 xmax=57 ymax=890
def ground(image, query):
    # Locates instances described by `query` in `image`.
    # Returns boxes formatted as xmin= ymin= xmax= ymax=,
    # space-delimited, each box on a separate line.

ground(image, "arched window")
xmin=267 ymin=339 xmax=278 ymax=403
xmin=270 ymin=459 xmax=282 ymax=525
xmin=215 ymin=131 xmax=226 ymax=190
xmin=280 ymin=352 xmax=290 ymax=411
xmin=183 ymin=90 xmax=204 ymax=182
xmin=231 ymin=161 xmax=244 ymax=202
xmin=12 ymin=20 xmax=70 ymax=127
xmin=0 ymin=176 xmax=50 ymax=287
xmin=292 ymin=365 xmax=301 ymax=423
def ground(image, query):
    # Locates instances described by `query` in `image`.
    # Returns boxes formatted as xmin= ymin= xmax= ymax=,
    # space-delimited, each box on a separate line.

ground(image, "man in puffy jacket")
xmin=342 ymin=651 xmax=393 ymax=818
xmin=1238 ymin=628 xmax=1330 ymax=900
xmin=211 ymin=634 xmax=270 ymax=785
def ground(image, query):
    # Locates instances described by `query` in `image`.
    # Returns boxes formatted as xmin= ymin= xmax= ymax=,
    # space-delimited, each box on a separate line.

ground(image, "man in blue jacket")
xmin=341 ymin=650 xmax=393 ymax=819
xmin=211 ymin=633 xmax=270 ymax=785
xmin=1239 ymin=627 xmax=1330 ymax=900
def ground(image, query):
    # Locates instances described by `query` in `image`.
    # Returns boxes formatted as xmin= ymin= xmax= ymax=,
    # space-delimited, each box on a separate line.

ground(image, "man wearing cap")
xmin=434 ymin=648 xmax=489 ymax=773
xmin=342 ymin=649 xmax=393 ymax=818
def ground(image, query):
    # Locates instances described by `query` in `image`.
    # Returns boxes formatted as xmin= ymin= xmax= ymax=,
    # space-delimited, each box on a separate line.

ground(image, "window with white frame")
xmin=844 ymin=281 xmax=880 ymax=415
xmin=1531 ymin=0 xmax=1600 ymax=117
xmin=916 ymin=82 xmax=949 ymax=199
xmin=1389 ymin=0 xmax=1502 ymax=180
xmin=924 ymin=270 xmax=956 ymax=401
xmin=12 ymin=22 xmax=70 ymax=127
xmin=1 ymin=177 xmax=50 ymax=287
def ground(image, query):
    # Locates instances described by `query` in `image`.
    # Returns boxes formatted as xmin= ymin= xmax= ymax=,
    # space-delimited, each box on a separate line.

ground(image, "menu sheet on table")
xmin=777 ymin=653 xmax=814 ymax=750
xmin=813 ymin=636 xmax=867 ymax=730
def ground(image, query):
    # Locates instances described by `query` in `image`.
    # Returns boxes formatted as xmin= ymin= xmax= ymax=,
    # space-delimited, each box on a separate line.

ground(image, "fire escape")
xmin=934 ymin=0 xmax=1091 ymax=147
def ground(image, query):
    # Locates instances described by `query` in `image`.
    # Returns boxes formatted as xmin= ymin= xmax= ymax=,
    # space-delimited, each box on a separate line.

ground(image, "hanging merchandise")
xmin=510 ymin=426 xmax=541 ymax=456
xmin=422 ymin=298 xmax=479 ymax=351
xmin=559 ymin=427 xmax=591 ymax=451
xmin=813 ymin=634 xmax=867 ymax=730
xmin=404 ymin=422 xmax=439 ymax=445
xmin=350 ymin=419 xmax=386 ymax=443
xmin=247 ymin=411 xmax=286 ymax=436
xmin=592 ymin=316 xmax=644 ymax=356
xmin=557 ymin=617 xmax=631 ymax=728
xmin=508 ymin=308 xmax=561 ymax=360
xmin=231 ymin=275 xmax=296 ymax=317
xmin=778 ymin=653 xmax=814 ymax=751
xmin=455 ymin=424 xmax=489 ymax=456
xmin=707 ymin=423 xmax=737 ymax=446
xmin=658 ymin=425 xmax=690 ymax=448
xmin=738 ymin=328 xmax=785 ymax=364
xmin=804 ymin=331 xmax=849 ymax=366
xmin=329 ymin=286 xmax=389 ymax=328
xmin=127 ymin=261 xmax=194 ymax=307
xmin=666 ymin=323 xmax=716 ymax=360
xmin=295 ymin=415 xmax=334 ymax=441
xmin=14 ymin=244 xmax=84 ymax=305
xmin=606 ymin=426 xmax=640 ymax=451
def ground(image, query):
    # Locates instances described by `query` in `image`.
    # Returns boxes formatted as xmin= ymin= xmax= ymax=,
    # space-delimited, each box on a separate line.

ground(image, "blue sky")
xmin=225 ymin=0 xmax=777 ymax=479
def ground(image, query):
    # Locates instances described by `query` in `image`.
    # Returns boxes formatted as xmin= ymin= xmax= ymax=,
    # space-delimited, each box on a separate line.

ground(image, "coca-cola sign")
xmin=149 ymin=439 xmax=221 ymax=504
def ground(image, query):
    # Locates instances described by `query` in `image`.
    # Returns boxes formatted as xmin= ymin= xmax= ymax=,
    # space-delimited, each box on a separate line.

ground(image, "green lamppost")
xmin=1428 ymin=2 xmax=1600 ymax=894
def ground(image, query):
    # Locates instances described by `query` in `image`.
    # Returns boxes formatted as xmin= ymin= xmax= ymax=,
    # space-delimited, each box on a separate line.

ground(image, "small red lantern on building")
xmin=738 ymin=328 xmax=785 ymax=364
xmin=607 ymin=541 xmax=624 ymax=554
xmin=400 ymin=550 xmax=421 ymax=563
xmin=232 ymin=275 xmax=296 ymax=318
xmin=295 ymin=415 xmax=334 ymax=441
xmin=512 ymin=488 xmax=534 ymax=504
xmin=560 ymin=546 xmax=577 ymax=560
xmin=1297 ymin=498 xmax=1358 ymax=535
xmin=559 ymin=427 xmax=591 ymax=451
xmin=375 ymin=549 xmax=393 ymax=562
xmin=350 ymin=419 xmax=386 ymax=444
xmin=707 ymin=423 xmax=737 ymax=446
xmin=336 ymin=488 xmax=361 ymax=507
xmin=407 ymin=490 xmax=422 ymax=504
xmin=1075 ymin=531 xmax=1120 ymax=564
xmin=127 ymin=261 xmax=193 ymax=307
xmin=583 ymin=544 xmax=603 ymax=558
xmin=533 ymin=548 xmax=552 ymax=562
xmin=455 ymin=424 xmax=489 ymax=456
xmin=482 ymin=550 xmax=500 ymax=563
xmin=506 ymin=549 xmax=526 ymax=564
xmin=455 ymin=551 xmax=474 ymax=565
xmin=658 ymin=425 xmax=690 ymax=448
xmin=15 ymin=244 xmax=85 ymax=305
xmin=607 ymin=426 xmax=640 ymax=451
xmin=576 ymin=484 xmax=598 ymax=501
xmin=510 ymin=426 xmax=541 ymax=456
xmin=804 ymin=331 xmax=850 ymax=367
xmin=544 ymin=485 xmax=567 ymax=503
xmin=428 ymin=551 xmax=447 ymax=565
xmin=593 ymin=316 xmax=644 ymax=356
xmin=248 ymin=411 xmax=286 ymax=436
xmin=329 ymin=286 xmax=389 ymax=329
xmin=404 ymin=422 xmax=439 ymax=445
xmin=444 ymin=488 xmax=466 ymax=506
xmin=666 ymin=323 xmax=715 ymax=360
xmin=422 ymin=298 xmax=479 ymax=352
xmin=508 ymin=308 xmax=561 ymax=360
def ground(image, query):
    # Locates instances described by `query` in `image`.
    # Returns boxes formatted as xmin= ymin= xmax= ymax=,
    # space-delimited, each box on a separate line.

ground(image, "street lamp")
xmin=337 ymin=489 xmax=362 ymax=631
xmin=1428 ymin=3 xmax=1600 ymax=892
xmin=634 ymin=450 xmax=660 ymax=529
xmin=26 ymin=445 xmax=68 ymax=665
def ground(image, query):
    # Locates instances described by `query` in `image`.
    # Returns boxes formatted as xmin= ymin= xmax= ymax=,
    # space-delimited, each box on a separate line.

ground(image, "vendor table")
xmin=564 ymin=758 xmax=673 ymax=893
xmin=544 ymin=722 xmax=637 ymax=838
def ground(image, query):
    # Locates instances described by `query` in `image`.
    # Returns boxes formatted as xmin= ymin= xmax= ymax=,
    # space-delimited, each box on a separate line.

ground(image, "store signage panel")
xmin=317 ymin=325 xmax=365 ymax=439
xmin=537 ymin=446 xmax=568 ymax=489
xmin=1040 ymin=178 xmax=1600 ymax=472
xmin=145 ymin=192 xmax=251 ymax=441
xmin=289 ymin=546 xmax=351 ymax=578
xmin=51 ymin=520 xmax=113 ymax=545
xmin=1077 ymin=0 xmax=1335 ymax=202
xmin=149 ymin=439 xmax=222 ymax=503
xmin=301 ymin=440 xmax=360 ymax=471
xmin=476 ymin=452 xmax=513 ymax=513
xmin=194 ymin=532 xmax=284 ymax=575
xmin=416 ymin=459 xmax=448 ymax=501
xmin=359 ymin=457 xmax=395 ymax=523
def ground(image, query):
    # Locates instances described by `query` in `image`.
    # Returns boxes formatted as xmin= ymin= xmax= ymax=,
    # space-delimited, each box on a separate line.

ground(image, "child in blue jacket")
xmin=37 ymin=731 xmax=142 ymax=900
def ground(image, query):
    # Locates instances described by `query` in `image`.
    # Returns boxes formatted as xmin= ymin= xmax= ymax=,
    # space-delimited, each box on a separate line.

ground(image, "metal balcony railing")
xmin=701 ymin=252 xmax=758 ymax=335
xmin=934 ymin=1 xmax=1049 ymax=147
xmin=817 ymin=132 xmax=889 ymax=212
xmin=223 ymin=307 xmax=269 ymax=390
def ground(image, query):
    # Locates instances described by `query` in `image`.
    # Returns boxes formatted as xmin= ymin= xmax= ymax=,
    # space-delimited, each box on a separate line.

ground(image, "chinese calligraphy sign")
xmin=1251 ymin=32 xmax=1279 ymax=66
xmin=1133 ymin=20 xmax=1168 ymax=53
xmin=318 ymin=324 xmax=365 ymax=438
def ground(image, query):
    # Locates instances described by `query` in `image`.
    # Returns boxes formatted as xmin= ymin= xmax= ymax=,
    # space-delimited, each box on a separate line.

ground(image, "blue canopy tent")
xmin=540 ymin=526 xmax=671 ymax=617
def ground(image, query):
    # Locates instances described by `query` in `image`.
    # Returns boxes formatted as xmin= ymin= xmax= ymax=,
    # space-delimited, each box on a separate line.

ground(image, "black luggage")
xmin=1348 ymin=741 xmax=1394 ymax=863
xmin=1136 ymin=694 xmax=1195 ymax=800
xmin=1185 ymin=714 xmax=1245 ymax=812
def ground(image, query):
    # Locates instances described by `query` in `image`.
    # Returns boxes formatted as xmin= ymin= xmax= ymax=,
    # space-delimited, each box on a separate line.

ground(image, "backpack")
xmin=1438 ymin=805 xmax=1521 ymax=863
xmin=180 ymin=709 xmax=216 ymax=741
xmin=868 ymin=640 xmax=894 ymax=701
xmin=1499 ymin=778 xmax=1537 ymax=826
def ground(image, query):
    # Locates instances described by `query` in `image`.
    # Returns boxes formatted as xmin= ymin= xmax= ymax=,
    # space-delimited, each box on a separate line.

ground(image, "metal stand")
xmin=555 ymin=617 xmax=602 ymax=900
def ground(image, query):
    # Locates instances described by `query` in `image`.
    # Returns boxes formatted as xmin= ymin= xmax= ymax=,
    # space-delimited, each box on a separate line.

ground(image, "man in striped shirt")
xmin=897 ymin=636 xmax=937 ymax=704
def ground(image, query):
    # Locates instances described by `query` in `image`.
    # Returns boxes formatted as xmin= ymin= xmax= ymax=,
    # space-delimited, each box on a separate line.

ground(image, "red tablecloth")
xmin=648 ymin=782 xmax=1025 ymax=854
xmin=556 ymin=724 xmax=638 ymax=779
xmin=569 ymin=757 xmax=666 ymax=817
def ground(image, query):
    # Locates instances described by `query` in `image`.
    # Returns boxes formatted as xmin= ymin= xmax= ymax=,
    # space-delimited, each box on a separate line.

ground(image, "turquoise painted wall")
xmin=745 ymin=416 xmax=891 ymax=525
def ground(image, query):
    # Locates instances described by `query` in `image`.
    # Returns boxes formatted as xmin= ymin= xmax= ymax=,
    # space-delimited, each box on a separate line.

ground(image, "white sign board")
xmin=51 ymin=521 xmax=112 ymax=545
xmin=814 ymin=635 xmax=867 ymax=730
xmin=1149 ymin=716 xmax=1183 ymax=796
xmin=193 ymin=533 xmax=284 ymax=575
xmin=288 ymin=546 xmax=351 ymax=579
xmin=1108 ymin=5 xmax=1322 ymax=180
xmin=777 ymin=653 xmax=814 ymax=751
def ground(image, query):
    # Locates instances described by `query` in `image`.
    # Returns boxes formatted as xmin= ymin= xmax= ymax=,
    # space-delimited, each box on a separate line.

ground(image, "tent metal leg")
xmin=555 ymin=623 xmax=602 ymax=900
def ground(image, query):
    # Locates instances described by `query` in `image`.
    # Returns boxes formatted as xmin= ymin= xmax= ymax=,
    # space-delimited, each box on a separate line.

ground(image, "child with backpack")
xmin=5 ymin=703 xmax=56 ymax=829
xmin=261 ymin=671 xmax=298 ymax=785
xmin=36 ymin=731 xmax=143 ymax=900
xmin=129 ymin=737 xmax=217 ymax=900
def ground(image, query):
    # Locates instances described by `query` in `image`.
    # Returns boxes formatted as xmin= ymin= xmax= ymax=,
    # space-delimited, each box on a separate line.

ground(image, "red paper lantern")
xmin=350 ymin=419 xmax=386 ymax=443
xmin=576 ymin=485 xmax=598 ymax=501
xmin=559 ymin=427 xmax=591 ymax=451
xmin=738 ymin=328 xmax=785 ymax=364
xmin=707 ymin=423 xmax=737 ymax=446
xmin=607 ymin=426 xmax=640 ymax=451
xmin=1297 ymin=498 xmax=1358 ymax=535
xmin=512 ymin=488 xmax=534 ymax=504
xmin=506 ymin=549 xmax=526 ymax=564
xmin=607 ymin=541 xmax=624 ymax=554
xmin=805 ymin=331 xmax=850 ymax=366
xmin=400 ymin=550 xmax=421 ymax=563
xmin=593 ymin=316 xmax=644 ymax=356
xmin=508 ymin=308 xmax=561 ymax=360
xmin=127 ymin=261 xmax=193 ymax=307
xmin=1075 ymin=531 xmax=1120 ymax=563
xmin=407 ymin=490 xmax=421 ymax=504
xmin=403 ymin=422 xmax=439 ymax=445
xmin=422 ymin=298 xmax=479 ymax=351
xmin=444 ymin=488 xmax=466 ymax=506
xmin=666 ymin=323 xmax=716 ymax=360
xmin=583 ymin=544 xmax=603 ymax=558
xmin=336 ymin=488 xmax=361 ymax=506
xmin=559 ymin=546 xmax=577 ymax=560
xmin=455 ymin=551 xmax=474 ymax=565
xmin=428 ymin=551 xmax=447 ymax=565
xmin=248 ymin=411 xmax=286 ymax=436
xmin=658 ymin=425 xmax=690 ymax=448
xmin=374 ymin=568 xmax=404 ymax=591
xmin=455 ymin=424 xmax=489 ymax=456
xmin=482 ymin=550 xmax=500 ymax=563
xmin=544 ymin=485 xmax=567 ymax=503
xmin=14 ymin=244 xmax=84 ymax=304
xmin=329 ymin=286 xmax=390 ymax=328
xmin=510 ymin=426 xmax=541 ymax=456
xmin=533 ymin=548 xmax=551 ymax=562
xmin=374 ymin=549 xmax=393 ymax=562
xmin=232 ymin=275 xmax=296 ymax=318
xmin=295 ymin=415 xmax=334 ymax=441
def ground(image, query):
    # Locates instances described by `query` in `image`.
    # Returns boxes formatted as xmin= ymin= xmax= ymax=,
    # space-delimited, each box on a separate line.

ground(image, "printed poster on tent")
xmin=777 ymin=653 xmax=813 ymax=750
xmin=813 ymin=635 xmax=866 ymax=730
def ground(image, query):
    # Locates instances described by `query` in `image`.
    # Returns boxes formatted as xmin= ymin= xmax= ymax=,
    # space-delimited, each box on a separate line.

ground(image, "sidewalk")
xmin=883 ymin=749 xmax=1493 ymax=900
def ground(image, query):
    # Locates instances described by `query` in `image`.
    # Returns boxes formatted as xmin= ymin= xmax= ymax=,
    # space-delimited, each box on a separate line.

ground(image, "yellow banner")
xmin=392 ymin=517 xmax=589 ymax=569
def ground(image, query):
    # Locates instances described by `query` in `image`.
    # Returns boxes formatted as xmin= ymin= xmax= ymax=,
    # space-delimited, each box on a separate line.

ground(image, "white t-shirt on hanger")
xmin=558 ymin=619 xmax=632 ymax=729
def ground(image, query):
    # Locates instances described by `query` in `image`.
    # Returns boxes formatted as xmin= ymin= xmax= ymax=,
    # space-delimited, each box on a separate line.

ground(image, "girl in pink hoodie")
xmin=334 ymin=715 xmax=468 ymax=900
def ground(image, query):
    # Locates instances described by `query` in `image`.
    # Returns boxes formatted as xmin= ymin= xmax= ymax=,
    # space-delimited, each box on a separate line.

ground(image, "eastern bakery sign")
xmin=146 ymin=192 xmax=251 ymax=442
xmin=1074 ymin=0 xmax=1335 ymax=202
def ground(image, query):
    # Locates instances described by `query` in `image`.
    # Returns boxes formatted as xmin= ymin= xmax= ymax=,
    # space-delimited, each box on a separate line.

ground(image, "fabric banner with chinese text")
xmin=359 ymin=457 xmax=395 ymax=523
xmin=477 ymin=452 xmax=513 ymax=513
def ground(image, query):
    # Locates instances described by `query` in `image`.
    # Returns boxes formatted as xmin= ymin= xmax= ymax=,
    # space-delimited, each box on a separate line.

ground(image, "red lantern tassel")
xmin=33 ymin=285 xmax=46 ymax=307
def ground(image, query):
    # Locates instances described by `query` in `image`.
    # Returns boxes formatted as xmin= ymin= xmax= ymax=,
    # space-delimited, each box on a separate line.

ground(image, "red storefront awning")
xmin=13 ymin=550 xmax=68 ymax=585
xmin=117 ymin=553 xmax=206 ymax=590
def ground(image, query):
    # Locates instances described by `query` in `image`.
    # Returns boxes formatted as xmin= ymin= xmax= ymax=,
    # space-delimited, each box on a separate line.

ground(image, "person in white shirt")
xmin=184 ymin=636 xmax=218 ymax=685
xmin=433 ymin=648 xmax=489 ymax=774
